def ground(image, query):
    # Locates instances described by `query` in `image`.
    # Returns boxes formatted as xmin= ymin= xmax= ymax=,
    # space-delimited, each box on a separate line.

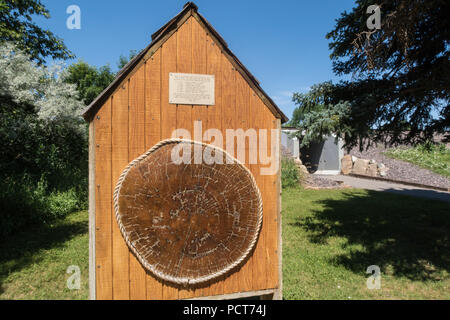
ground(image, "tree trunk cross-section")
xmin=114 ymin=139 xmax=263 ymax=287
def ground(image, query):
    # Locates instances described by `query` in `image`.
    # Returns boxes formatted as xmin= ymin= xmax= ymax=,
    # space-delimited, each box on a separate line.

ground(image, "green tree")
xmin=0 ymin=42 xmax=84 ymax=122
xmin=327 ymin=0 xmax=450 ymax=147
xmin=290 ymin=82 xmax=352 ymax=147
xmin=291 ymin=82 xmax=334 ymax=124
xmin=0 ymin=0 xmax=73 ymax=64
xmin=0 ymin=42 xmax=87 ymax=236
xmin=64 ymin=60 xmax=116 ymax=106
xmin=0 ymin=42 xmax=86 ymax=179
xmin=117 ymin=49 xmax=138 ymax=70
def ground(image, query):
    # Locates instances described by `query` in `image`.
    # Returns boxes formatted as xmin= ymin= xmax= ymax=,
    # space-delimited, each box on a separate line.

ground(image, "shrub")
xmin=282 ymin=158 xmax=301 ymax=189
xmin=0 ymin=114 xmax=88 ymax=237
xmin=0 ymin=175 xmax=43 ymax=238
xmin=47 ymin=188 xmax=80 ymax=219
xmin=0 ymin=175 xmax=81 ymax=238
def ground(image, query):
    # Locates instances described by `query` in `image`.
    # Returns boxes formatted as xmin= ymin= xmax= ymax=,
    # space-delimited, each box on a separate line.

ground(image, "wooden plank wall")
xmin=94 ymin=16 xmax=279 ymax=300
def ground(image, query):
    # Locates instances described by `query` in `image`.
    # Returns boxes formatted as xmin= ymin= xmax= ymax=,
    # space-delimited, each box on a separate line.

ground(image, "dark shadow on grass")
xmin=383 ymin=188 xmax=450 ymax=203
xmin=291 ymin=190 xmax=450 ymax=281
xmin=0 ymin=214 xmax=87 ymax=294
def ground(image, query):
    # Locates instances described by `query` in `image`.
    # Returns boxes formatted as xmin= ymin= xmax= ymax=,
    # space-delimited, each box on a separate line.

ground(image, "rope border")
xmin=113 ymin=139 xmax=263 ymax=287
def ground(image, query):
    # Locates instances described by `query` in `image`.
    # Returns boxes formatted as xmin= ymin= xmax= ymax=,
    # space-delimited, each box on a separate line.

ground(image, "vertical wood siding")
xmin=111 ymin=81 xmax=130 ymax=300
xmin=95 ymin=99 xmax=113 ymax=300
xmin=128 ymin=67 xmax=147 ymax=299
xmin=145 ymin=50 xmax=164 ymax=300
xmin=94 ymin=16 xmax=279 ymax=300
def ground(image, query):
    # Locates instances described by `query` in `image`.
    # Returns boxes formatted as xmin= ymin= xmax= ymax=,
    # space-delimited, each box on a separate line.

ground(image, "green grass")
xmin=283 ymin=187 xmax=450 ymax=300
xmin=384 ymin=143 xmax=450 ymax=177
xmin=1 ymin=188 xmax=449 ymax=300
xmin=0 ymin=211 xmax=89 ymax=300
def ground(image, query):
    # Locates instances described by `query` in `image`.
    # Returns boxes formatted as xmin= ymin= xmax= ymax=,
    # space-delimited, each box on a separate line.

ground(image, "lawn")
xmin=283 ymin=188 xmax=450 ymax=300
xmin=384 ymin=143 xmax=450 ymax=177
xmin=0 ymin=211 xmax=89 ymax=300
xmin=1 ymin=188 xmax=449 ymax=300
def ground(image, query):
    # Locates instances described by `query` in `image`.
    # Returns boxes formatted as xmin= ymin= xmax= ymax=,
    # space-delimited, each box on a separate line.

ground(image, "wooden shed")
xmin=83 ymin=2 xmax=288 ymax=300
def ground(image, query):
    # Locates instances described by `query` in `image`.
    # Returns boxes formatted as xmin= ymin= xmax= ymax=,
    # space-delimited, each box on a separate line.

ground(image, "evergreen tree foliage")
xmin=326 ymin=0 xmax=450 ymax=146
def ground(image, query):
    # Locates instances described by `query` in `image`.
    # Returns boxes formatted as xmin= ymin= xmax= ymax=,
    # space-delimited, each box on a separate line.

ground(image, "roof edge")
xmin=82 ymin=2 xmax=289 ymax=123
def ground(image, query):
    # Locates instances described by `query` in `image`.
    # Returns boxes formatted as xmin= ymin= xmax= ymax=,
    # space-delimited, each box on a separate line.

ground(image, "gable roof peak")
xmin=82 ymin=3 xmax=289 ymax=123
xmin=183 ymin=2 xmax=198 ymax=11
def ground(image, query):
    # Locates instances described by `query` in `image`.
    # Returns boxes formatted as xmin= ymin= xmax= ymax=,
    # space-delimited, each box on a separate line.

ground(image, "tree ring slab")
xmin=113 ymin=139 xmax=263 ymax=287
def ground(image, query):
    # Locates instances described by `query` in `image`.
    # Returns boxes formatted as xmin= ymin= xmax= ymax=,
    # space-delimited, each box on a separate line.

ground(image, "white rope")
xmin=113 ymin=139 xmax=263 ymax=287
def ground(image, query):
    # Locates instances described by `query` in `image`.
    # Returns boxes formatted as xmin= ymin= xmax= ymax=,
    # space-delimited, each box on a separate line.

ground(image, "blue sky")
xmin=37 ymin=0 xmax=356 ymax=119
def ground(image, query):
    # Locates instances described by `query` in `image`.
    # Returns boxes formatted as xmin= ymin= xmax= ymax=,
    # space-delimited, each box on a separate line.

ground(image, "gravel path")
xmin=304 ymin=174 xmax=349 ymax=189
xmin=347 ymin=145 xmax=449 ymax=190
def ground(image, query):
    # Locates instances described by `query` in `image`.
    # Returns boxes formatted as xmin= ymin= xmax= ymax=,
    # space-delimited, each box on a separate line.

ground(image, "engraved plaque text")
xmin=169 ymin=73 xmax=215 ymax=106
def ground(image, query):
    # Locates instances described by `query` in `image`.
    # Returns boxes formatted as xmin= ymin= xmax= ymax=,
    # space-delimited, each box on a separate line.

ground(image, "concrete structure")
xmin=281 ymin=128 xmax=344 ymax=175
xmin=281 ymin=128 xmax=300 ymax=159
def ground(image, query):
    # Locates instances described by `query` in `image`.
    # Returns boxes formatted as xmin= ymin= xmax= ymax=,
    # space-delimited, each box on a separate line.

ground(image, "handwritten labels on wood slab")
xmin=169 ymin=73 xmax=215 ymax=106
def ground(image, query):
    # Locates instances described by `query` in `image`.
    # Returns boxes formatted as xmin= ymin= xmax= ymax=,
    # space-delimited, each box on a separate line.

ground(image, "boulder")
xmin=294 ymin=157 xmax=309 ymax=175
xmin=367 ymin=163 xmax=378 ymax=177
xmin=379 ymin=166 xmax=389 ymax=177
xmin=341 ymin=155 xmax=353 ymax=175
xmin=352 ymin=159 xmax=370 ymax=175
xmin=299 ymin=165 xmax=309 ymax=175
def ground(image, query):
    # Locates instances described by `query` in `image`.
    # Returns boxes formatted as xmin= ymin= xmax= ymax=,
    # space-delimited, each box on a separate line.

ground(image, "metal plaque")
xmin=169 ymin=73 xmax=215 ymax=106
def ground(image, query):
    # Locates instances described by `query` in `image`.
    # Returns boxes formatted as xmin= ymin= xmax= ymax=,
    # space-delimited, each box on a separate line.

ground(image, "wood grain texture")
xmin=161 ymin=30 xmax=178 ymax=142
xmin=145 ymin=51 xmax=165 ymax=300
xmin=146 ymin=51 xmax=162 ymax=149
xmin=179 ymin=17 xmax=208 ymax=299
xmin=231 ymin=73 xmax=253 ymax=294
xmin=204 ymin=33 xmax=222 ymax=145
xmin=128 ymin=67 xmax=147 ymax=300
xmin=89 ymin=121 xmax=96 ymax=300
xmin=111 ymin=83 xmax=130 ymax=300
xmin=221 ymin=64 xmax=239 ymax=296
xmin=176 ymin=17 xmax=194 ymax=299
xmin=116 ymin=141 xmax=262 ymax=287
xmin=160 ymin=29 xmax=180 ymax=300
xmin=275 ymin=118 xmax=283 ymax=300
xmin=205 ymin=38 xmax=232 ymax=298
xmin=260 ymin=98 xmax=272 ymax=291
xmin=221 ymin=60 xmax=235 ymax=132
xmin=194 ymin=32 xmax=223 ymax=298
xmin=191 ymin=15 xmax=208 ymax=144
xmin=95 ymin=99 xmax=113 ymax=300
xmin=249 ymin=92 xmax=267 ymax=291
xmin=265 ymin=112 xmax=278 ymax=290
xmin=175 ymin=17 xmax=193 ymax=142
